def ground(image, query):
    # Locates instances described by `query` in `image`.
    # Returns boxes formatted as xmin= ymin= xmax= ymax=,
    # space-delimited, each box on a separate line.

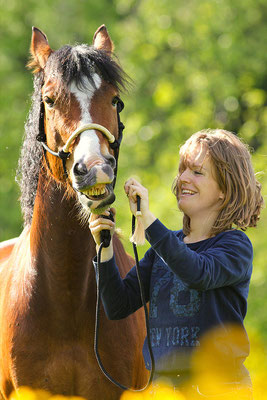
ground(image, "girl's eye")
xmin=44 ymin=96 xmax=55 ymax=108
xmin=194 ymin=170 xmax=203 ymax=175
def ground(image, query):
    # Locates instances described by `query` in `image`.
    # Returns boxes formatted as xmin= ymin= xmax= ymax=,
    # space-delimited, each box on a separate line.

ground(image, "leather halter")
xmin=37 ymin=99 xmax=125 ymax=188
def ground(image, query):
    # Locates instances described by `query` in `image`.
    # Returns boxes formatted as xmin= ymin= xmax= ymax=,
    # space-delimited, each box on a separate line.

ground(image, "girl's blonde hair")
xmin=172 ymin=129 xmax=264 ymax=237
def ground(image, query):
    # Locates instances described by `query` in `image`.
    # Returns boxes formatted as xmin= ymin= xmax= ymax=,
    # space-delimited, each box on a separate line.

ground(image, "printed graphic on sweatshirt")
xmin=149 ymin=264 xmax=201 ymax=348
xmin=170 ymin=276 xmax=201 ymax=317
xmin=150 ymin=326 xmax=200 ymax=347
xmin=150 ymin=269 xmax=201 ymax=319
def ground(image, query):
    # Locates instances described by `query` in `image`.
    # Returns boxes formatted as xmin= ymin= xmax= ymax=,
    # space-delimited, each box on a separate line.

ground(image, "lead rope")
xmin=94 ymin=196 xmax=155 ymax=391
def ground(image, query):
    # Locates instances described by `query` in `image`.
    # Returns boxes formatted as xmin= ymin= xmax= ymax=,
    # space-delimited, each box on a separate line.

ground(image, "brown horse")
xmin=0 ymin=26 xmax=148 ymax=399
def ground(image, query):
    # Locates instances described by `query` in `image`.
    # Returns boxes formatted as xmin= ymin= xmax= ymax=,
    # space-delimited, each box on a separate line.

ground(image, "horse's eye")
xmin=44 ymin=96 xmax=55 ymax=108
xmin=112 ymin=96 xmax=124 ymax=112
xmin=112 ymin=96 xmax=119 ymax=107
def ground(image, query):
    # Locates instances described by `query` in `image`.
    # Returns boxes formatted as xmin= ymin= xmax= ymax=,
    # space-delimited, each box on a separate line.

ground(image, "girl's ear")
xmin=219 ymin=192 xmax=225 ymax=201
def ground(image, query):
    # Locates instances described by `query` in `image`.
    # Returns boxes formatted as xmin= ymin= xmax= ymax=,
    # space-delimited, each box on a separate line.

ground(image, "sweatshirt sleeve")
xmin=145 ymin=219 xmax=253 ymax=290
xmin=93 ymin=248 xmax=155 ymax=320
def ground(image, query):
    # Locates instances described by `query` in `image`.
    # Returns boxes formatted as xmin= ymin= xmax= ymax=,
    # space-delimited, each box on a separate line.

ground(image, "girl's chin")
xmin=178 ymin=201 xmax=194 ymax=215
xmin=178 ymin=197 xmax=192 ymax=207
xmin=178 ymin=203 xmax=187 ymax=213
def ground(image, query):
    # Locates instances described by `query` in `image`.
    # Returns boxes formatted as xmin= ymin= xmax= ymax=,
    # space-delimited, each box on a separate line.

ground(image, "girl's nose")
xmin=179 ymin=168 xmax=191 ymax=183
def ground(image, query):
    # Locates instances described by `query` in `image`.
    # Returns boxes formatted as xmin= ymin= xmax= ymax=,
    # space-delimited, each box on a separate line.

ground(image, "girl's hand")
xmin=124 ymin=178 xmax=149 ymax=216
xmin=89 ymin=208 xmax=116 ymax=247
xmin=124 ymin=178 xmax=156 ymax=229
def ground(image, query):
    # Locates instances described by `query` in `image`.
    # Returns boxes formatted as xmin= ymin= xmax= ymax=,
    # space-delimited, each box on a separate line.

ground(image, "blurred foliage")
xmin=0 ymin=0 xmax=266 ymax=375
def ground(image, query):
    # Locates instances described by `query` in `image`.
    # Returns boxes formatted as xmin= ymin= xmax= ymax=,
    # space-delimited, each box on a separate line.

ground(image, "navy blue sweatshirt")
xmin=95 ymin=219 xmax=253 ymax=376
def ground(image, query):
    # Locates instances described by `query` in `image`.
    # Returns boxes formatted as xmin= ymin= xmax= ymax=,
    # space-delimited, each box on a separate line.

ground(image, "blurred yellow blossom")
xmin=120 ymin=382 xmax=185 ymax=400
xmin=121 ymin=325 xmax=266 ymax=400
xmin=9 ymin=387 xmax=51 ymax=400
xmin=7 ymin=327 xmax=267 ymax=400
xmin=9 ymin=387 xmax=85 ymax=400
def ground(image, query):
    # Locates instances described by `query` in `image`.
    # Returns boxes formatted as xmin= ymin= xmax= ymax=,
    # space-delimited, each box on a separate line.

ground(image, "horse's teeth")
xmin=85 ymin=186 xmax=106 ymax=196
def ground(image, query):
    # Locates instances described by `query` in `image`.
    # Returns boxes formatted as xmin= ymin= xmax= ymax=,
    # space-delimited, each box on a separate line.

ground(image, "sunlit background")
xmin=1 ymin=0 xmax=266 ymax=397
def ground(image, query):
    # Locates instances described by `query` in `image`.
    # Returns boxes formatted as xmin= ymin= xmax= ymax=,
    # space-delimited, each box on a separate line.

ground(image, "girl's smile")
xmin=180 ymin=188 xmax=197 ymax=196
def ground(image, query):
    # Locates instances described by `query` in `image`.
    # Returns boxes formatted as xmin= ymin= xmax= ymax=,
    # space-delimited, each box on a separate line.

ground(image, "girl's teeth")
xmin=182 ymin=190 xmax=195 ymax=195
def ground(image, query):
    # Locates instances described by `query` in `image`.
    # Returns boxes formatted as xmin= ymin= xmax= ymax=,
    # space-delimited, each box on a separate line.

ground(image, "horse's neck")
xmin=29 ymin=172 xmax=96 ymax=303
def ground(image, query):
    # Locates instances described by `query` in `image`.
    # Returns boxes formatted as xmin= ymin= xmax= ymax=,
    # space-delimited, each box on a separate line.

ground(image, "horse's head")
xmin=29 ymin=26 xmax=126 ymax=215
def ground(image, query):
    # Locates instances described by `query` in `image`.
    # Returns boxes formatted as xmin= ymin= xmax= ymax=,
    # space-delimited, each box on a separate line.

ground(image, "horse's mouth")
xmin=76 ymin=183 xmax=115 ymax=215
xmin=80 ymin=184 xmax=109 ymax=201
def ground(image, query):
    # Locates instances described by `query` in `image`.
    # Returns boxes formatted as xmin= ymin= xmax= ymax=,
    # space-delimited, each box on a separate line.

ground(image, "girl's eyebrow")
xmin=191 ymin=163 xmax=207 ymax=171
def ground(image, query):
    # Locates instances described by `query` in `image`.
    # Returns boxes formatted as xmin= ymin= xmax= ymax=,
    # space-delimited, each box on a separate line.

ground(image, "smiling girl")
xmin=89 ymin=129 xmax=264 ymax=398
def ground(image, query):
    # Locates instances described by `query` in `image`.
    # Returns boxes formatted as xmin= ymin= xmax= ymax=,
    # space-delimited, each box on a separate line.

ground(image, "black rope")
xmin=36 ymin=101 xmax=46 ymax=143
xmin=110 ymin=103 xmax=125 ymax=189
xmin=37 ymin=100 xmax=70 ymax=177
xmin=94 ymin=197 xmax=155 ymax=391
xmin=58 ymin=149 xmax=71 ymax=177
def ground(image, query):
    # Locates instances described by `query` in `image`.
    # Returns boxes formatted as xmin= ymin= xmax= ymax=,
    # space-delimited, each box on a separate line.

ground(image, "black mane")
xmin=17 ymin=44 xmax=128 ymax=226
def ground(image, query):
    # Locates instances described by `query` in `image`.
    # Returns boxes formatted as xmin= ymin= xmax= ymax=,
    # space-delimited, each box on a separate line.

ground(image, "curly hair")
xmin=172 ymin=129 xmax=264 ymax=236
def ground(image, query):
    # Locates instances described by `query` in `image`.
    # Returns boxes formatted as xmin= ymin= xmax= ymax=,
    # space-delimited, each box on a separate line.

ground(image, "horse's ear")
xmin=28 ymin=27 xmax=53 ymax=73
xmin=93 ymin=25 xmax=114 ymax=54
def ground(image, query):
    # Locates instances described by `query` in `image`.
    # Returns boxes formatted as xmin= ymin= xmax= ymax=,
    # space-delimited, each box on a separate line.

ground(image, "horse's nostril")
xmin=106 ymin=155 xmax=116 ymax=169
xmin=73 ymin=162 xmax=88 ymax=176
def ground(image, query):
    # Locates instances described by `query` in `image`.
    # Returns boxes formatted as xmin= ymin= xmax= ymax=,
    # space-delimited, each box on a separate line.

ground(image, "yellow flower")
xmin=9 ymin=387 xmax=86 ymax=400
xmin=9 ymin=386 xmax=50 ymax=400
xmin=120 ymin=382 xmax=185 ymax=400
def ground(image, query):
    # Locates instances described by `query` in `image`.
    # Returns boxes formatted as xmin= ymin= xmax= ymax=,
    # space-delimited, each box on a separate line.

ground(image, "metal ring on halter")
xmin=62 ymin=123 xmax=116 ymax=153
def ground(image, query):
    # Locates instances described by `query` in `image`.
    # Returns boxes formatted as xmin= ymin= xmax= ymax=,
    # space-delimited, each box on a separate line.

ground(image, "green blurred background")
xmin=0 ymin=0 xmax=266 ymax=356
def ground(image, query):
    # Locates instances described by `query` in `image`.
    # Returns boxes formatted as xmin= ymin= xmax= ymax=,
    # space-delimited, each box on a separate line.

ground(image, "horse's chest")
xmin=12 ymin=340 xmax=120 ymax=399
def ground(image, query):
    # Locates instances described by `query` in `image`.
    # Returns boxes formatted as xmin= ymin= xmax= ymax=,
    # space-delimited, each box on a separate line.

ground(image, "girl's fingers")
xmin=89 ymin=217 xmax=115 ymax=229
xmin=89 ymin=209 xmax=109 ymax=223
xmin=89 ymin=208 xmax=116 ymax=246
xmin=124 ymin=178 xmax=150 ymax=217
xmin=90 ymin=223 xmax=114 ymax=234
xmin=128 ymin=187 xmax=145 ymax=202
xmin=124 ymin=178 xmax=141 ymax=193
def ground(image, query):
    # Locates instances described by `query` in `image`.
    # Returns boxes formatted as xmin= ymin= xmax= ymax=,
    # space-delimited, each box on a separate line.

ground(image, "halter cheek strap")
xmin=37 ymin=99 xmax=125 ymax=187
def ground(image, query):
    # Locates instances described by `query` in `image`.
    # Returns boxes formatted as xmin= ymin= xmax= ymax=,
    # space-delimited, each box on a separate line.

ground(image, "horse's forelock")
xmin=46 ymin=44 xmax=128 ymax=94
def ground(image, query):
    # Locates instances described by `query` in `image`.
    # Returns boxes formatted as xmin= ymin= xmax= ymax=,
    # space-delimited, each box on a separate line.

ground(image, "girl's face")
xmin=177 ymin=145 xmax=224 ymax=221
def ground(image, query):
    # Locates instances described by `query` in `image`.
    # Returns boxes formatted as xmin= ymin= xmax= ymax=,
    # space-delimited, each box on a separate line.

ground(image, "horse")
xmin=0 ymin=26 xmax=148 ymax=399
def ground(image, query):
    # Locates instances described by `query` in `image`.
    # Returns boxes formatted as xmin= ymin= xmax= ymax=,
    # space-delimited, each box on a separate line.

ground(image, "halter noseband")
xmin=37 ymin=99 xmax=125 ymax=188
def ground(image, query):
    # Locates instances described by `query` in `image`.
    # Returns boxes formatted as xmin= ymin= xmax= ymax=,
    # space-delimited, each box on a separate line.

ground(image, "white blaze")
xmin=69 ymin=73 xmax=102 ymax=166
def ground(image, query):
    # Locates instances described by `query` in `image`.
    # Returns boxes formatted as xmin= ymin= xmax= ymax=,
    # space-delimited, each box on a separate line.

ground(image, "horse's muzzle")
xmin=72 ymin=160 xmax=116 ymax=213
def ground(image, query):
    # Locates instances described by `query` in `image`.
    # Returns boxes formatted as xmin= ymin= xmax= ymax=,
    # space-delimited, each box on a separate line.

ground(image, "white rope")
xmin=63 ymin=123 xmax=116 ymax=153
